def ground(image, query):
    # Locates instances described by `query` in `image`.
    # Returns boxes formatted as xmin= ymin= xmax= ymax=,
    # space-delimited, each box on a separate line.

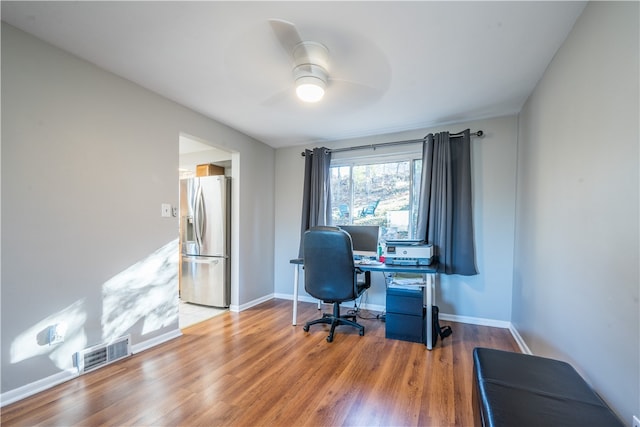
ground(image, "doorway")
xmin=178 ymin=134 xmax=233 ymax=328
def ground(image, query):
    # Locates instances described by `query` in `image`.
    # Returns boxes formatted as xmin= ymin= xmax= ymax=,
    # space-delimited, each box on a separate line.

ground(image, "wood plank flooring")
xmin=1 ymin=299 xmax=520 ymax=426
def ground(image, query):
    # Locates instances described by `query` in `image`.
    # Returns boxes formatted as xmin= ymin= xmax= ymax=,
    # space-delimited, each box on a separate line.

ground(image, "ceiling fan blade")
xmin=322 ymin=78 xmax=386 ymax=110
xmin=330 ymin=78 xmax=379 ymax=95
xmin=262 ymin=86 xmax=295 ymax=107
xmin=268 ymin=18 xmax=304 ymax=57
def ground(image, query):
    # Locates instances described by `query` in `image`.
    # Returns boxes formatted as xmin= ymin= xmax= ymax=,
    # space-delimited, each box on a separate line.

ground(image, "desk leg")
xmin=425 ymin=273 xmax=434 ymax=350
xmin=293 ymin=264 xmax=299 ymax=326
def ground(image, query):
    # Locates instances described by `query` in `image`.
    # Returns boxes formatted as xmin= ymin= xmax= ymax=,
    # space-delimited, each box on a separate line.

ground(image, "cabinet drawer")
xmin=385 ymin=313 xmax=424 ymax=343
xmin=386 ymin=287 xmax=423 ymax=315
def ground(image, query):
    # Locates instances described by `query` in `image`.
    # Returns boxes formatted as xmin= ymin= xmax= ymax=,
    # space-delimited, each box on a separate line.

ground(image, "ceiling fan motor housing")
xmin=292 ymin=41 xmax=329 ymax=85
xmin=293 ymin=63 xmax=328 ymax=85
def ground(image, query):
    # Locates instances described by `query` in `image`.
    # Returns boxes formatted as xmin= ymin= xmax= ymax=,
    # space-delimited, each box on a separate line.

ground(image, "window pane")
xmin=330 ymin=166 xmax=351 ymax=226
xmin=331 ymin=160 xmax=413 ymax=241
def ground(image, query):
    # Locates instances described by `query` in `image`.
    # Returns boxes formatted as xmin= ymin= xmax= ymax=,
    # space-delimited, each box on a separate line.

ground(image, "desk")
xmin=289 ymin=259 xmax=439 ymax=350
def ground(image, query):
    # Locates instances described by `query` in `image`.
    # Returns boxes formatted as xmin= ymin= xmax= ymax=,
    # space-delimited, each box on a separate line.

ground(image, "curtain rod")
xmin=300 ymin=130 xmax=483 ymax=156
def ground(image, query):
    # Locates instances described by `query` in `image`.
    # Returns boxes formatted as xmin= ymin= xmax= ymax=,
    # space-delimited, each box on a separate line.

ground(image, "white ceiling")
xmin=1 ymin=1 xmax=586 ymax=149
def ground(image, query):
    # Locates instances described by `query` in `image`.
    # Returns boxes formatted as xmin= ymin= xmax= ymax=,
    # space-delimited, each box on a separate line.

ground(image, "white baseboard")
xmin=274 ymin=292 xmax=313 ymax=303
xmin=231 ymin=293 xmax=275 ymax=312
xmin=275 ymin=293 xmax=386 ymax=314
xmin=131 ymin=328 xmax=182 ymax=354
xmin=279 ymin=292 xmax=532 ymax=351
xmin=440 ymin=313 xmax=532 ymax=355
xmin=508 ymin=323 xmax=532 ymax=354
xmin=2 ymin=328 xmax=183 ymax=408
xmin=1 ymin=368 xmax=78 ymax=408
xmin=281 ymin=292 xmax=531 ymax=353
xmin=439 ymin=313 xmax=511 ymax=329
xmin=279 ymin=293 xmax=515 ymax=329
xmin=359 ymin=301 xmax=386 ymax=313
xmin=254 ymin=296 xmax=534 ymax=355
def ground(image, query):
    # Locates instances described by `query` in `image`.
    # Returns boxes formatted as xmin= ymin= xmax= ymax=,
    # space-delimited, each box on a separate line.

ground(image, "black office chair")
xmin=302 ymin=226 xmax=371 ymax=342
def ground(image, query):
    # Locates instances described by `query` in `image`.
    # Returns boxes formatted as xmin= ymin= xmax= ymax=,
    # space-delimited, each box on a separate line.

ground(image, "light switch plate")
xmin=161 ymin=203 xmax=172 ymax=217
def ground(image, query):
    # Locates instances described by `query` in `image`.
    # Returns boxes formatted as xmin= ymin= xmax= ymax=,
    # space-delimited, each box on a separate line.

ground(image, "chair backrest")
xmin=303 ymin=226 xmax=358 ymax=303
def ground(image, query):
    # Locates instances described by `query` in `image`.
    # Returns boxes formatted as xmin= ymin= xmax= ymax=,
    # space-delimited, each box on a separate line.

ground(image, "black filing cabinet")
xmin=385 ymin=286 xmax=425 ymax=343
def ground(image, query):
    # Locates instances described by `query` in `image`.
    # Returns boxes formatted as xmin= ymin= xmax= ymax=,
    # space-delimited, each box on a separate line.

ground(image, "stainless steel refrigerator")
xmin=179 ymin=175 xmax=230 ymax=307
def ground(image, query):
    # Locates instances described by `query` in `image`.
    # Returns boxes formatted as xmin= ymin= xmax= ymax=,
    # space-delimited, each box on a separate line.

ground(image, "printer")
xmin=383 ymin=240 xmax=434 ymax=266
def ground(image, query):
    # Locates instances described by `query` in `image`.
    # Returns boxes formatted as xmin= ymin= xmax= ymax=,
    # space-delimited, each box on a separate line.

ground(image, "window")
xmin=330 ymin=155 xmax=423 ymax=242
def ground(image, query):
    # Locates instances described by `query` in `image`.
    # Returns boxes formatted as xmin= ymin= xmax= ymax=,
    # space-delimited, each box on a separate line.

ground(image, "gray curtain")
xmin=416 ymin=129 xmax=477 ymax=275
xmin=298 ymin=147 xmax=332 ymax=257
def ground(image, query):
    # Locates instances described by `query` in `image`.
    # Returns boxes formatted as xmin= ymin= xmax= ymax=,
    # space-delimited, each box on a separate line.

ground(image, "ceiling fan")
xmin=269 ymin=19 xmax=329 ymax=103
xmin=266 ymin=19 xmax=386 ymax=106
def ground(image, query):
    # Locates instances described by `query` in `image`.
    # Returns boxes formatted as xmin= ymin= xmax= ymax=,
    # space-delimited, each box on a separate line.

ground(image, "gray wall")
xmin=3 ymin=2 xmax=639 ymax=421
xmin=513 ymin=2 xmax=639 ymax=422
xmin=1 ymin=23 xmax=275 ymax=394
xmin=274 ymin=115 xmax=518 ymax=324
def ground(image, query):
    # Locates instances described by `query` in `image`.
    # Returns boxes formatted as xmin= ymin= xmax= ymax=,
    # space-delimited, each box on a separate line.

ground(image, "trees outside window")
xmin=330 ymin=156 xmax=422 ymax=242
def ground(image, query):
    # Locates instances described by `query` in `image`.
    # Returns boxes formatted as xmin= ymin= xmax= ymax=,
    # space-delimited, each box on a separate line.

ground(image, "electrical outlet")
xmin=632 ymin=415 xmax=639 ymax=427
xmin=48 ymin=323 xmax=67 ymax=345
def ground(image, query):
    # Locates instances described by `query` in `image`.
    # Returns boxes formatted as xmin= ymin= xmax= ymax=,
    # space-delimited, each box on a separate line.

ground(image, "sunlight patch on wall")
xmin=10 ymin=299 xmax=87 ymax=370
xmin=101 ymin=239 xmax=179 ymax=342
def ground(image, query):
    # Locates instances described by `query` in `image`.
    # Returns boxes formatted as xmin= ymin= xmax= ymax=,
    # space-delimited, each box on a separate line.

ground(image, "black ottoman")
xmin=473 ymin=347 xmax=624 ymax=427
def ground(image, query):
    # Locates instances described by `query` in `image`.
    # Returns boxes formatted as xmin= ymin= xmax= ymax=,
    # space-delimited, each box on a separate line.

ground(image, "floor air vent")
xmin=74 ymin=335 xmax=131 ymax=374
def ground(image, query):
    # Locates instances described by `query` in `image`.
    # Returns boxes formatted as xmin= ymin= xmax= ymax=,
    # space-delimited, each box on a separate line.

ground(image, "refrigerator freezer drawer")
xmin=180 ymin=256 xmax=230 ymax=307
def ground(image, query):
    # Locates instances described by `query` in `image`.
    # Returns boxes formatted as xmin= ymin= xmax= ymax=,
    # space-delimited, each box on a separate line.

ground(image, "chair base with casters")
xmin=303 ymin=301 xmax=364 ymax=342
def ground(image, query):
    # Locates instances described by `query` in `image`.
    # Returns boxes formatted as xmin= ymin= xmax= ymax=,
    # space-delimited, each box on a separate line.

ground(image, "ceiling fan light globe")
xmin=296 ymin=77 xmax=325 ymax=103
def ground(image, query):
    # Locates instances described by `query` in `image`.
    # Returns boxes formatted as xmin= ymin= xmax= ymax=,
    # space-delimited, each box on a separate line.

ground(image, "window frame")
xmin=330 ymin=149 xmax=423 ymax=240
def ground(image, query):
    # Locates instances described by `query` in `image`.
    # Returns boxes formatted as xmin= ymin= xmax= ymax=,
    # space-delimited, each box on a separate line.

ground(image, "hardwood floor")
xmin=1 ymin=299 xmax=520 ymax=426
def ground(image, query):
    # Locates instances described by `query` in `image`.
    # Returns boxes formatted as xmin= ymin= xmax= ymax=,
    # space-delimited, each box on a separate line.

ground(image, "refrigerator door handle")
xmin=194 ymin=183 xmax=204 ymax=249
xmin=187 ymin=256 xmax=220 ymax=265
